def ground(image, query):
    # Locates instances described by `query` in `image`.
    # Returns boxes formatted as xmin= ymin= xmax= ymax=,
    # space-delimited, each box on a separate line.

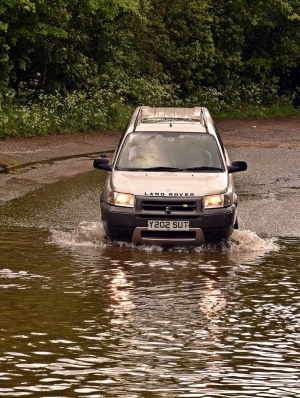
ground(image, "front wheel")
xmin=234 ymin=217 xmax=239 ymax=229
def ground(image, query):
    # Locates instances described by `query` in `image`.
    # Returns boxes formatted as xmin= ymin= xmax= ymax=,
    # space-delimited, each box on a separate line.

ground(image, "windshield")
xmin=115 ymin=132 xmax=224 ymax=171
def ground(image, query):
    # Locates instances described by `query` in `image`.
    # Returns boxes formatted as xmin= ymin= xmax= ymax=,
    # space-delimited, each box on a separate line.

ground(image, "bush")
xmin=0 ymin=89 xmax=129 ymax=138
xmin=1 ymin=82 xmax=300 ymax=139
xmin=185 ymin=82 xmax=300 ymax=119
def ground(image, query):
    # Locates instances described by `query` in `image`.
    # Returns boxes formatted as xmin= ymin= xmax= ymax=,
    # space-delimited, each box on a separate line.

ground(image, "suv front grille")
xmin=141 ymin=200 xmax=198 ymax=213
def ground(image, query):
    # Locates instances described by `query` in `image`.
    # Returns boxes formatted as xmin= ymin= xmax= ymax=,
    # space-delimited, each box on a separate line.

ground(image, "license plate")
xmin=148 ymin=220 xmax=189 ymax=230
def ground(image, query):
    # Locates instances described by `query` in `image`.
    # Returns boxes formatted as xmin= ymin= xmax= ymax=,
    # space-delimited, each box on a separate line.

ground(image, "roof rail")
xmin=128 ymin=106 xmax=214 ymax=133
xmin=201 ymin=107 xmax=209 ymax=133
xmin=133 ymin=107 xmax=142 ymax=131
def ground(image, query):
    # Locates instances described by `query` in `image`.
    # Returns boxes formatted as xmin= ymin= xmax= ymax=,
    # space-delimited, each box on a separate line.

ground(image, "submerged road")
xmin=228 ymin=146 xmax=300 ymax=238
xmin=0 ymin=121 xmax=300 ymax=397
xmin=1 ymin=117 xmax=300 ymax=238
xmin=0 ymin=146 xmax=299 ymax=239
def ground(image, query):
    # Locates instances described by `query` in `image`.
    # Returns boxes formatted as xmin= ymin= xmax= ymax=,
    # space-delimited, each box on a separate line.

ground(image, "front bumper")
xmin=100 ymin=195 xmax=237 ymax=245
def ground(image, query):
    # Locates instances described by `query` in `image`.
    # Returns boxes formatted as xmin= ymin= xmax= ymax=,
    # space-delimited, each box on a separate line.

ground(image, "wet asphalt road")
xmin=1 ymin=144 xmax=299 ymax=239
xmin=228 ymin=147 xmax=300 ymax=238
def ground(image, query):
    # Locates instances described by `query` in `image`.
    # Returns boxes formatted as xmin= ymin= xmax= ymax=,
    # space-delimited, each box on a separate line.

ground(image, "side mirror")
xmin=93 ymin=157 xmax=112 ymax=171
xmin=228 ymin=160 xmax=247 ymax=174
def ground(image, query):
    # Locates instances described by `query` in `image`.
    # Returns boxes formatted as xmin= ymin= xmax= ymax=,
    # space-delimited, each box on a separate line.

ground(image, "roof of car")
xmin=127 ymin=106 xmax=216 ymax=135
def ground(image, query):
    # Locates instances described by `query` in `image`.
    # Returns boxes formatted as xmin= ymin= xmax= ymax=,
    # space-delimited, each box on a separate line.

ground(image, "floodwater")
xmin=0 ymin=147 xmax=300 ymax=397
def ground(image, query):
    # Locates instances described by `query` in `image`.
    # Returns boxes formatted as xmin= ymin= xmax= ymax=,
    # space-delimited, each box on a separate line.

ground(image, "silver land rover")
xmin=93 ymin=106 xmax=247 ymax=245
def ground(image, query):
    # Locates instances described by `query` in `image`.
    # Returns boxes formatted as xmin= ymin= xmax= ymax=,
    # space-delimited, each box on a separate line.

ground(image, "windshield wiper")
xmin=116 ymin=166 xmax=182 ymax=171
xmin=118 ymin=166 xmax=224 ymax=172
xmin=183 ymin=166 xmax=224 ymax=172
xmin=141 ymin=166 xmax=183 ymax=171
xmin=126 ymin=167 xmax=182 ymax=171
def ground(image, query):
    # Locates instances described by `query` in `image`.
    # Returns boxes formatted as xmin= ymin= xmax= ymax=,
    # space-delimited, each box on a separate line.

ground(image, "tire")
xmin=234 ymin=217 xmax=239 ymax=229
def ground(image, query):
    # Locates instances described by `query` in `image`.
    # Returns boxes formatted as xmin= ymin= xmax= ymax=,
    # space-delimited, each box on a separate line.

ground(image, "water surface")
xmin=0 ymin=152 xmax=299 ymax=397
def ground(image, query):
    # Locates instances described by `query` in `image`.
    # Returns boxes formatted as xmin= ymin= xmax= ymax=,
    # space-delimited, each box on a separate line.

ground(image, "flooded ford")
xmin=0 ymin=146 xmax=299 ymax=397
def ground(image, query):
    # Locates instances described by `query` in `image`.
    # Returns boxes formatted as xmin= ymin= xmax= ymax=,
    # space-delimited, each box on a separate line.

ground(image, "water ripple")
xmin=0 ymin=227 xmax=299 ymax=396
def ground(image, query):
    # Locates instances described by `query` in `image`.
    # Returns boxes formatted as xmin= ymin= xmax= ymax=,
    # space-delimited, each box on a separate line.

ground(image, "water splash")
xmin=51 ymin=222 xmax=279 ymax=258
xmin=229 ymin=229 xmax=279 ymax=252
xmin=51 ymin=221 xmax=106 ymax=247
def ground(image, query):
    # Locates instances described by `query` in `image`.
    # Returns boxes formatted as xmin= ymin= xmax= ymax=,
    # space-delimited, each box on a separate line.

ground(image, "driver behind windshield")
xmin=117 ymin=132 xmax=222 ymax=170
xmin=128 ymin=135 xmax=169 ymax=167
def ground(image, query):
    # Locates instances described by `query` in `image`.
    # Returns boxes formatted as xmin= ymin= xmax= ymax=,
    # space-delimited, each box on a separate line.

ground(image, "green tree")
xmin=0 ymin=0 xmax=139 ymax=93
xmin=137 ymin=0 xmax=215 ymax=96
xmin=1 ymin=0 xmax=300 ymax=106
xmin=242 ymin=0 xmax=300 ymax=94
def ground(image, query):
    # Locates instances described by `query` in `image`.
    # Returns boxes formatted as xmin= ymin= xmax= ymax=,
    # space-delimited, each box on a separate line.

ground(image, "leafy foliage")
xmin=1 ymin=0 xmax=300 ymax=137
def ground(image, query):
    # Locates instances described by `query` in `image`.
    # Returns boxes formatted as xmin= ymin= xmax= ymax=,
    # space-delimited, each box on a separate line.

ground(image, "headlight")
xmin=107 ymin=192 xmax=135 ymax=207
xmin=202 ymin=193 xmax=231 ymax=209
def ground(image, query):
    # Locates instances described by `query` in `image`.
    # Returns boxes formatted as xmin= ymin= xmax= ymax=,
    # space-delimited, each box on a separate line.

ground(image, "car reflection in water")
xmin=110 ymin=268 xmax=135 ymax=318
xmin=198 ymin=266 xmax=227 ymax=321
